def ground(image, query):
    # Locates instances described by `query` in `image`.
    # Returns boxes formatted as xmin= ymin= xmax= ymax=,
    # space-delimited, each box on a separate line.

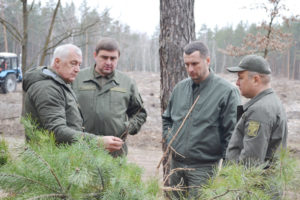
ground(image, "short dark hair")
xmin=184 ymin=41 xmax=209 ymax=58
xmin=95 ymin=37 xmax=120 ymax=56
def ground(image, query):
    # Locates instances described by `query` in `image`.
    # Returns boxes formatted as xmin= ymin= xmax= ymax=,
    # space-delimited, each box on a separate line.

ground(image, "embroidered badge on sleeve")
xmin=247 ymin=121 xmax=260 ymax=137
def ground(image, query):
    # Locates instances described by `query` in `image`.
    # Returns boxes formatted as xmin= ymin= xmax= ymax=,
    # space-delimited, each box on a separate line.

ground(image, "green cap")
xmin=227 ymin=55 xmax=271 ymax=74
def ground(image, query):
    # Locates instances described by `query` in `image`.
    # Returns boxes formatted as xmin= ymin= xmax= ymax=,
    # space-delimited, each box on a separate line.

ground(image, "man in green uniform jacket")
xmin=72 ymin=38 xmax=147 ymax=156
xmin=226 ymin=55 xmax=288 ymax=166
xmin=162 ymin=41 xmax=240 ymax=199
xmin=23 ymin=44 xmax=123 ymax=151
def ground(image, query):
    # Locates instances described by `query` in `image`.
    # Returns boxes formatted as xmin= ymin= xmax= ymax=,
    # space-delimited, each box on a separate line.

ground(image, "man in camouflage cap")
xmin=226 ymin=54 xmax=288 ymax=166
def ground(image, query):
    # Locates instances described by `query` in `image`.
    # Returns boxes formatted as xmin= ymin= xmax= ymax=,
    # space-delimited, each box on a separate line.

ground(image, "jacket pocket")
xmin=109 ymin=87 xmax=129 ymax=115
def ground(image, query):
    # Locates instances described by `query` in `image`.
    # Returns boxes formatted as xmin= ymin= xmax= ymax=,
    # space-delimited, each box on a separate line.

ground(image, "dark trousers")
xmin=169 ymin=159 xmax=215 ymax=199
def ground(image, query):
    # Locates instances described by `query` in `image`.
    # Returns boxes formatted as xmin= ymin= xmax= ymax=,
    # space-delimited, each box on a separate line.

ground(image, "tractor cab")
xmin=0 ymin=52 xmax=22 ymax=93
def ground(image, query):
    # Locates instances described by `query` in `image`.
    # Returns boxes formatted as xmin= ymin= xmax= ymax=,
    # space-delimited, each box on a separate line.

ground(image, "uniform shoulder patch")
xmin=247 ymin=121 xmax=260 ymax=137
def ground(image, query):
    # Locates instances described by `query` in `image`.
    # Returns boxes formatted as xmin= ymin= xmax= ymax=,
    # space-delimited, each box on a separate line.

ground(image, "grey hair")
xmin=184 ymin=41 xmax=209 ymax=58
xmin=51 ymin=44 xmax=82 ymax=66
xmin=248 ymin=71 xmax=271 ymax=84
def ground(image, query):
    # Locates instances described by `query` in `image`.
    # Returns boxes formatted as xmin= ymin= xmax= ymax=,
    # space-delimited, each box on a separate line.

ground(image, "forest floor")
xmin=1 ymin=71 xmax=300 ymax=197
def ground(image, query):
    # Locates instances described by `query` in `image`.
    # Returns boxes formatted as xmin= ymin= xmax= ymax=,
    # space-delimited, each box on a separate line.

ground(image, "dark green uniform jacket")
xmin=72 ymin=67 xmax=147 ymax=141
xmin=23 ymin=66 xmax=96 ymax=143
xmin=226 ymin=88 xmax=288 ymax=165
xmin=162 ymin=72 xmax=240 ymax=167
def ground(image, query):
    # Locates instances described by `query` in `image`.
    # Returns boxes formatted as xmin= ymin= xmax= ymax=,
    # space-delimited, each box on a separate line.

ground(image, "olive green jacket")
xmin=226 ymin=88 xmax=288 ymax=165
xmin=72 ymin=67 xmax=147 ymax=140
xmin=23 ymin=66 xmax=96 ymax=143
xmin=162 ymin=72 xmax=240 ymax=167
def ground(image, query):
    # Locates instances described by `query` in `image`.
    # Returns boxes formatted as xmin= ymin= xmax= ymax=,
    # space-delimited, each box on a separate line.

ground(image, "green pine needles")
xmin=0 ymin=117 xmax=299 ymax=199
xmin=198 ymin=150 xmax=300 ymax=200
xmin=0 ymin=118 xmax=161 ymax=200
xmin=0 ymin=138 xmax=9 ymax=166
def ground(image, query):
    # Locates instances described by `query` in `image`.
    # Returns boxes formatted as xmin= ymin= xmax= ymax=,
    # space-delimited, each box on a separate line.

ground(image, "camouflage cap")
xmin=227 ymin=55 xmax=271 ymax=74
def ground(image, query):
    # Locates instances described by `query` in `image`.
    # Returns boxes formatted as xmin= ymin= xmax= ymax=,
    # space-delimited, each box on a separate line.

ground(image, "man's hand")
xmin=99 ymin=136 xmax=124 ymax=152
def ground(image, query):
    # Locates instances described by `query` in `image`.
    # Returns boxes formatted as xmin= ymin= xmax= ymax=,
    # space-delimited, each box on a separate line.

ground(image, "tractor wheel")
xmin=3 ymin=74 xmax=17 ymax=93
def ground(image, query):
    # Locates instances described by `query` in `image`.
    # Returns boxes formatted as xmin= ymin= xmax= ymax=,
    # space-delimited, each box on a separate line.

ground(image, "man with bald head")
xmin=23 ymin=44 xmax=123 ymax=151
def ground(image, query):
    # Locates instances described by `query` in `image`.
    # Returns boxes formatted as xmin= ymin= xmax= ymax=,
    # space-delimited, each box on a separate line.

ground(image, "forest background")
xmin=1 ymin=0 xmax=299 ymax=79
xmin=1 ymin=0 xmax=300 ymax=198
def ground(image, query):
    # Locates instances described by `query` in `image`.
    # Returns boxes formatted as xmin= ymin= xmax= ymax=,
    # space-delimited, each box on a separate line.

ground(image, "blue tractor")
xmin=0 ymin=52 xmax=22 ymax=93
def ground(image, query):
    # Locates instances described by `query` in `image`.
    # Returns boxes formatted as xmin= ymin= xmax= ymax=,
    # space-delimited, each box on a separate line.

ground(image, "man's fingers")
xmin=100 ymin=136 xmax=124 ymax=152
xmin=112 ymin=137 xmax=123 ymax=142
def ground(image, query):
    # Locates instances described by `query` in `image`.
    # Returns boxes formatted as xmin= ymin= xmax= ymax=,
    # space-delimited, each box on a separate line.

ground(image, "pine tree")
xmin=0 ymin=138 xmax=9 ymax=166
xmin=198 ymin=149 xmax=300 ymax=200
xmin=0 ymin=118 xmax=162 ymax=199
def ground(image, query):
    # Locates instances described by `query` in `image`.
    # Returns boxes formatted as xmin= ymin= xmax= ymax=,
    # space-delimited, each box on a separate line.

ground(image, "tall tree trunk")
xmin=293 ymin=45 xmax=297 ymax=80
xmin=263 ymin=0 xmax=279 ymax=58
xmin=0 ymin=0 xmax=8 ymax=51
xmin=287 ymin=49 xmax=290 ymax=79
xmin=221 ymin=54 xmax=227 ymax=73
xmin=159 ymin=0 xmax=195 ymax=187
xmin=85 ymin=30 xmax=88 ymax=67
xmin=295 ymin=42 xmax=300 ymax=80
xmin=21 ymin=0 xmax=28 ymax=116
xmin=21 ymin=0 xmax=28 ymax=72
xmin=211 ymin=40 xmax=217 ymax=72
xmin=39 ymin=0 xmax=61 ymax=66
xmin=143 ymin=45 xmax=146 ymax=72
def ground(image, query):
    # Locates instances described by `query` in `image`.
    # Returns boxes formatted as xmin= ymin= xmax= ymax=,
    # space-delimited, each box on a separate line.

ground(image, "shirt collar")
xmin=189 ymin=70 xmax=214 ymax=90
xmin=44 ymin=67 xmax=68 ymax=85
xmin=243 ymin=88 xmax=274 ymax=110
xmin=93 ymin=66 xmax=115 ymax=79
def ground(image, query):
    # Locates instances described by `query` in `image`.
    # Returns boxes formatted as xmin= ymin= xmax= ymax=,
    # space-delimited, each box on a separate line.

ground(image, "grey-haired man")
xmin=226 ymin=55 xmax=288 ymax=166
xmin=23 ymin=44 xmax=123 ymax=151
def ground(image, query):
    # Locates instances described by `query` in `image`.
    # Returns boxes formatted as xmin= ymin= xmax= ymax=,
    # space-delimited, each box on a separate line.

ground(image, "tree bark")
xmin=0 ymin=0 xmax=8 ymax=51
xmin=293 ymin=45 xmax=297 ymax=80
xmin=287 ymin=49 xmax=290 ymax=79
xmin=85 ymin=30 xmax=88 ymax=67
xmin=159 ymin=0 xmax=195 ymax=187
xmin=295 ymin=42 xmax=300 ymax=80
xmin=21 ymin=0 xmax=28 ymax=116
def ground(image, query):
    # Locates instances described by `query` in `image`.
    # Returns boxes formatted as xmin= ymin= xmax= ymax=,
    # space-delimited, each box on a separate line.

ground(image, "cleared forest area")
xmin=1 ymin=71 xmax=300 ymax=179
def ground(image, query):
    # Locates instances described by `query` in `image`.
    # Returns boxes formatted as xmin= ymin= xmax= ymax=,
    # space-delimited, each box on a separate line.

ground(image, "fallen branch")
xmin=162 ymin=185 xmax=202 ymax=191
xmin=163 ymin=167 xmax=195 ymax=186
xmin=157 ymin=95 xmax=200 ymax=170
xmin=0 ymin=116 xmax=20 ymax=120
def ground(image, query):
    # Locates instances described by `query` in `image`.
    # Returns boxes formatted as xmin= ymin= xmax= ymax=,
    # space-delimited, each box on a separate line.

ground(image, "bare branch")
xmin=220 ymin=0 xmax=294 ymax=58
xmin=0 ymin=17 xmax=22 ymax=41
xmin=157 ymin=95 xmax=200 ymax=170
xmin=0 ymin=173 xmax=59 ymax=193
xmin=39 ymin=0 xmax=61 ymax=66
xmin=26 ymin=193 xmax=67 ymax=200
xmin=27 ymin=20 xmax=100 ymax=68
xmin=28 ymin=0 xmax=35 ymax=12
xmin=163 ymin=167 xmax=194 ymax=186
